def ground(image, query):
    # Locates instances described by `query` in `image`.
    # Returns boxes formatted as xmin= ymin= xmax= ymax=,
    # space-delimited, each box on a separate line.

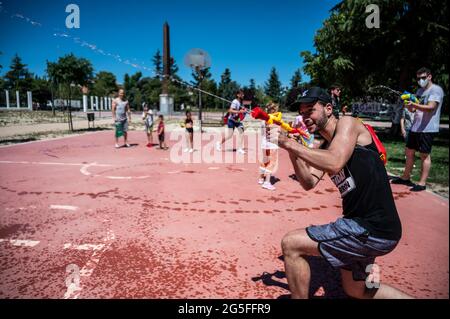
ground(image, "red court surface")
xmin=0 ymin=130 xmax=448 ymax=299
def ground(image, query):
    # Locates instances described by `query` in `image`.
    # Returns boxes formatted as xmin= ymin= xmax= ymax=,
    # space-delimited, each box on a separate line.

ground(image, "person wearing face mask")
xmin=391 ymin=67 xmax=445 ymax=192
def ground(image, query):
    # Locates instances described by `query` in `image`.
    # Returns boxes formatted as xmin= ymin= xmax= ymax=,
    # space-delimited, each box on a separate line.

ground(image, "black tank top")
xmin=324 ymin=138 xmax=402 ymax=240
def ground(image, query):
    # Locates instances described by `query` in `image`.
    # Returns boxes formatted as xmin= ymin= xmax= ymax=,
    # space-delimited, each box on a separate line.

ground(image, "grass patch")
xmin=377 ymin=128 xmax=449 ymax=187
xmin=0 ymin=110 xmax=70 ymax=126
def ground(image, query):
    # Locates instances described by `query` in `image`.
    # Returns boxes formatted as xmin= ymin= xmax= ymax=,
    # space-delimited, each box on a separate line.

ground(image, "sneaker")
xmin=125 ymin=144 xmax=131 ymax=148
xmin=215 ymin=142 xmax=222 ymax=152
xmin=410 ymin=184 xmax=426 ymax=192
xmin=237 ymin=148 xmax=246 ymax=155
xmin=147 ymin=143 xmax=152 ymax=148
xmin=183 ymin=148 xmax=190 ymax=153
xmin=262 ymin=181 xmax=275 ymax=191
xmin=391 ymin=177 xmax=414 ymax=186
xmin=258 ymin=178 xmax=265 ymax=185
xmin=189 ymin=148 xmax=194 ymax=153
xmin=115 ymin=143 xmax=120 ymax=149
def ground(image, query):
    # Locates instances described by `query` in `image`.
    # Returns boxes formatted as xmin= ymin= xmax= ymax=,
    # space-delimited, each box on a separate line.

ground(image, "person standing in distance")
xmin=112 ymin=89 xmax=132 ymax=148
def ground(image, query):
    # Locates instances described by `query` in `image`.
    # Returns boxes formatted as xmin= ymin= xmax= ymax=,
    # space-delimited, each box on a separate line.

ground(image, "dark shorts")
xmin=158 ymin=133 xmax=165 ymax=142
xmin=404 ymin=129 xmax=411 ymax=145
xmin=306 ymin=218 xmax=399 ymax=281
xmin=186 ymin=128 xmax=194 ymax=134
xmin=406 ymin=131 xmax=435 ymax=154
xmin=227 ymin=119 xmax=244 ymax=131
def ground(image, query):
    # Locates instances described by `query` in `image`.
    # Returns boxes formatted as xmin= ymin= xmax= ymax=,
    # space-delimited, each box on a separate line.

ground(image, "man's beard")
xmin=314 ymin=109 xmax=329 ymax=132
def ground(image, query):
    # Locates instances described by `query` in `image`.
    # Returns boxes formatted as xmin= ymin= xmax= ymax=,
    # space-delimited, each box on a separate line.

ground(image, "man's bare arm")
xmin=408 ymin=100 xmax=437 ymax=112
xmin=288 ymin=152 xmax=325 ymax=190
xmin=126 ymin=103 xmax=132 ymax=121
xmin=282 ymin=117 xmax=359 ymax=174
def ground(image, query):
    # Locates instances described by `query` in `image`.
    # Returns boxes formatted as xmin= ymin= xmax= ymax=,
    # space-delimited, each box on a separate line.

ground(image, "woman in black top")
xmin=184 ymin=111 xmax=194 ymax=153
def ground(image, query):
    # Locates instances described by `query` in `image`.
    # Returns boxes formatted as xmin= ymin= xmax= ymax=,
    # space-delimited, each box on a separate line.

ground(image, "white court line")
xmin=0 ymin=160 xmax=113 ymax=167
xmin=80 ymin=163 xmax=96 ymax=176
xmin=64 ymin=229 xmax=115 ymax=299
xmin=63 ymin=243 xmax=105 ymax=251
xmin=80 ymin=163 xmax=151 ymax=180
xmin=0 ymin=160 xmax=151 ymax=180
xmin=167 ymin=171 xmax=180 ymax=174
xmin=208 ymin=167 xmax=220 ymax=170
xmin=5 ymin=205 xmax=36 ymax=211
xmin=50 ymin=205 xmax=79 ymax=211
xmin=0 ymin=130 xmax=108 ymax=149
xmin=0 ymin=239 xmax=40 ymax=247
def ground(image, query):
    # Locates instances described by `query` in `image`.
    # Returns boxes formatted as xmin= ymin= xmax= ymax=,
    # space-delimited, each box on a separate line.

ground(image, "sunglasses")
xmin=417 ymin=76 xmax=428 ymax=80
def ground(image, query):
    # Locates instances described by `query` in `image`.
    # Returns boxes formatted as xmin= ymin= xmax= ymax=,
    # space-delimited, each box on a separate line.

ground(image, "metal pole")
xmin=199 ymin=90 xmax=202 ymax=133
xmin=5 ymin=90 xmax=10 ymax=109
xmin=27 ymin=91 xmax=32 ymax=110
xmin=16 ymin=91 xmax=20 ymax=109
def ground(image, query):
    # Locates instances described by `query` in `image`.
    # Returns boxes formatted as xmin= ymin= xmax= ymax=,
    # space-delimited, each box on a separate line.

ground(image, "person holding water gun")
xmin=391 ymin=67 xmax=445 ymax=192
xmin=268 ymin=87 xmax=411 ymax=299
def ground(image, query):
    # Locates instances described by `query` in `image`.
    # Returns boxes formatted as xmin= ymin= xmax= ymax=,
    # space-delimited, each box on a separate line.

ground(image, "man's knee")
xmin=281 ymin=230 xmax=311 ymax=257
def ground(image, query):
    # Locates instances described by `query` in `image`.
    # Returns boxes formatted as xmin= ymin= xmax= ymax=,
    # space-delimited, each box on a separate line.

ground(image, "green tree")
xmin=290 ymin=69 xmax=302 ymax=89
xmin=255 ymin=85 xmax=270 ymax=105
xmin=92 ymin=71 xmax=118 ymax=97
xmin=142 ymin=77 xmax=162 ymax=108
xmin=168 ymin=57 xmax=191 ymax=110
xmin=249 ymin=79 xmax=256 ymax=91
xmin=301 ymin=0 xmax=449 ymax=110
xmin=46 ymin=53 xmax=94 ymax=130
xmin=152 ymin=49 xmax=162 ymax=77
xmin=4 ymin=54 xmax=33 ymax=92
xmin=170 ymin=56 xmax=179 ymax=75
xmin=215 ymin=68 xmax=240 ymax=110
xmin=191 ymin=67 xmax=218 ymax=109
xmin=245 ymin=79 xmax=257 ymax=103
xmin=264 ymin=67 xmax=282 ymax=103
xmin=31 ymin=76 xmax=52 ymax=106
xmin=123 ymin=71 xmax=143 ymax=109
xmin=218 ymin=68 xmax=240 ymax=105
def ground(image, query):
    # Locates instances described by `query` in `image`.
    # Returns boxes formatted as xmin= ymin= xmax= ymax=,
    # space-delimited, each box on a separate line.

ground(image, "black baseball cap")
xmin=291 ymin=87 xmax=332 ymax=107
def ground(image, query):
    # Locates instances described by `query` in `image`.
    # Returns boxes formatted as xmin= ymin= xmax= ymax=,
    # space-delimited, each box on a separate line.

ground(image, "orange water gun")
xmin=251 ymin=107 xmax=313 ymax=147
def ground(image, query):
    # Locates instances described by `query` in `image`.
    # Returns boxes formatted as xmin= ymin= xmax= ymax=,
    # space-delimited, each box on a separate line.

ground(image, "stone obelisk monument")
xmin=159 ymin=22 xmax=174 ymax=115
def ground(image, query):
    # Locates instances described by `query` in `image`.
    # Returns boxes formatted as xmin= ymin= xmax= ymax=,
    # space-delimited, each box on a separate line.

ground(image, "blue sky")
xmin=0 ymin=0 xmax=339 ymax=88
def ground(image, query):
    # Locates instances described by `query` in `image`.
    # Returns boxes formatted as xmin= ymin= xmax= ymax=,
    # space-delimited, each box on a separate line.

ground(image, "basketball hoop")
xmin=184 ymin=48 xmax=211 ymax=133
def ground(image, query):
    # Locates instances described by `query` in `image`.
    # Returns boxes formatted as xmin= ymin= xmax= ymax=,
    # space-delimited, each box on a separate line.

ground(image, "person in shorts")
xmin=142 ymin=105 xmax=154 ymax=147
xmin=184 ymin=110 xmax=194 ymax=153
xmin=112 ymin=89 xmax=131 ymax=148
xmin=216 ymin=90 xmax=246 ymax=154
xmin=272 ymin=87 xmax=412 ymax=299
xmin=157 ymin=114 xmax=168 ymax=150
xmin=391 ymin=67 xmax=445 ymax=192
